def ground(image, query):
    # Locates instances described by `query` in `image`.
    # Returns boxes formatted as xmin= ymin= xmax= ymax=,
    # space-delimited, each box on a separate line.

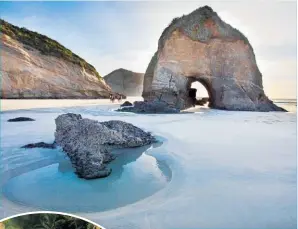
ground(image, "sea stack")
xmin=142 ymin=6 xmax=285 ymax=111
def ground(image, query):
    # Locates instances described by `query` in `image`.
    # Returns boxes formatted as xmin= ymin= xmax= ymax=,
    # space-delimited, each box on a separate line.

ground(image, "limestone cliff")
xmin=142 ymin=6 xmax=285 ymax=111
xmin=0 ymin=19 xmax=113 ymax=99
xmin=104 ymin=68 xmax=144 ymax=96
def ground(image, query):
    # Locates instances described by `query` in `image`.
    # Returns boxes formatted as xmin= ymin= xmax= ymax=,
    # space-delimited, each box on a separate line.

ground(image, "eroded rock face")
xmin=1 ymin=33 xmax=113 ymax=99
xmin=143 ymin=6 xmax=285 ymax=112
xmin=54 ymin=113 xmax=155 ymax=179
xmin=104 ymin=68 xmax=144 ymax=96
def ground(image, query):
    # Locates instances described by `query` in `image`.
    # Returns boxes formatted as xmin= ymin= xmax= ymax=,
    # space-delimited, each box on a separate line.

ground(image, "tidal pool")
xmin=2 ymin=145 xmax=172 ymax=212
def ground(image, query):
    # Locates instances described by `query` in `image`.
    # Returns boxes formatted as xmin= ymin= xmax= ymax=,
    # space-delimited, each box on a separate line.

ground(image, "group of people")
xmin=109 ymin=94 xmax=123 ymax=103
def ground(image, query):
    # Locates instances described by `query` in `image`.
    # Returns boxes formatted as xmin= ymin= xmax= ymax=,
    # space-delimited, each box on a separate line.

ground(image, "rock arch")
xmin=142 ymin=6 xmax=285 ymax=112
xmin=188 ymin=77 xmax=213 ymax=107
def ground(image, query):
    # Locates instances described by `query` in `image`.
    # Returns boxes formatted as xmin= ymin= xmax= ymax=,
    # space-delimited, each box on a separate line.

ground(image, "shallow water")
xmin=0 ymin=100 xmax=296 ymax=229
xmin=2 ymin=145 xmax=171 ymax=212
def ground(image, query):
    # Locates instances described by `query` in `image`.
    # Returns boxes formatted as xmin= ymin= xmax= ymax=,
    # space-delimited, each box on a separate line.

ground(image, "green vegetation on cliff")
xmin=0 ymin=19 xmax=101 ymax=79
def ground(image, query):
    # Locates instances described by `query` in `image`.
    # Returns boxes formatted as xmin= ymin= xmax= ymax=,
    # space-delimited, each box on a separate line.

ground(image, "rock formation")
xmin=7 ymin=117 xmax=35 ymax=122
xmin=120 ymin=101 xmax=133 ymax=107
xmin=118 ymin=101 xmax=179 ymax=114
xmin=54 ymin=113 xmax=155 ymax=179
xmin=142 ymin=6 xmax=285 ymax=112
xmin=196 ymin=97 xmax=209 ymax=106
xmin=21 ymin=142 xmax=56 ymax=149
xmin=104 ymin=68 xmax=144 ymax=96
xmin=0 ymin=19 xmax=114 ymax=99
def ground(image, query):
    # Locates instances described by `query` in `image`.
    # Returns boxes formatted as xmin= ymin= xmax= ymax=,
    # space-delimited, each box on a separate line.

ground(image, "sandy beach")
xmin=0 ymin=97 xmax=142 ymax=112
xmin=0 ymin=100 xmax=296 ymax=229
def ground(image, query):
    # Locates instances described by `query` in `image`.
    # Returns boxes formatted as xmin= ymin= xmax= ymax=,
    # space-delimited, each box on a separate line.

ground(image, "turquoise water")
xmin=2 ymin=145 xmax=172 ymax=212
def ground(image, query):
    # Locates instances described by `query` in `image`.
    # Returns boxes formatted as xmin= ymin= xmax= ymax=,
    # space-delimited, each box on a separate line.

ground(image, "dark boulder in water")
xmin=118 ymin=100 xmax=180 ymax=114
xmin=8 ymin=117 xmax=35 ymax=122
xmin=54 ymin=113 xmax=155 ymax=179
xmin=120 ymin=101 xmax=133 ymax=107
xmin=21 ymin=142 xmax=56 ymax=149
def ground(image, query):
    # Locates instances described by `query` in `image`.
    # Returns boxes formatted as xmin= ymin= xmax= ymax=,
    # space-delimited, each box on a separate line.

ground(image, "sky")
xmin=0 ymin=1 xmax=296 ymax=99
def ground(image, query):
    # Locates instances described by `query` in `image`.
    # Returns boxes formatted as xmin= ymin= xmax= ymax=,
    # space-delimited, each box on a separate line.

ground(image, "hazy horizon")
xmin=0 ymin=1 xmax=296 ymax=99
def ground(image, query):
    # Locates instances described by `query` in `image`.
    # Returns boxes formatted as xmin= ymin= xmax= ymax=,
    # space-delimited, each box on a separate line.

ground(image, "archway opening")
xmin=189 ymin=81 xmax=210 ymax=107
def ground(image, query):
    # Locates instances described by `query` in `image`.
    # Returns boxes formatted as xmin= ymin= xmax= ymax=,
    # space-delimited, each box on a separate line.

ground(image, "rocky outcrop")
xmin=104 ymin=68 xmax=144 ymax=96
xmin=118 ymin=100 xmax=179 ymax=114
xmin=54 ymin=113 xmax=155 ymax=179
xmin=142 ymin=6 xmax=285 ymax=112
xmin=7 ymin=117 xmax=35 ymax=122
xmin=196 ymin=97 xmax=209 ymax=106
xmin=120 ymin=101 xmax=133 ymax=107
xmin=0 ymin=20 xmax=114 ymax=99
xmin=21 ymin=142 xmax=56 ymax=149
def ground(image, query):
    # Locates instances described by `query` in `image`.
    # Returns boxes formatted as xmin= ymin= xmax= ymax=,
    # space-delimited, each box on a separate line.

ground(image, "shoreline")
xmin=1 ymin=98 xmax=296 ymax=113
xmin=0 ymin=97 xmax=143 ymax=112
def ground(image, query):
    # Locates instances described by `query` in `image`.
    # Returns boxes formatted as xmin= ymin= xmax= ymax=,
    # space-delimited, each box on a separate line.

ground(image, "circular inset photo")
xmin=0 ymin=212 xmax=105 ymax=229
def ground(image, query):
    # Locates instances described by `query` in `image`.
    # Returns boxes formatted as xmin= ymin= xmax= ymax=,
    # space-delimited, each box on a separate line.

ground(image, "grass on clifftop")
xmin=0 ymin=19 xmax=101 ymax=79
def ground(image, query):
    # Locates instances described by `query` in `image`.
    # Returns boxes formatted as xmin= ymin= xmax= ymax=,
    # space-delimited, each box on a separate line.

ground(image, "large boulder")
xmin=54 ymin=113 xmax=155 ymax=179
xmin=21 ymin=142 xmax=56 ymax=149
xmin=118 ymin=100 xmax=180 ymax=114
xmin=142 ymin=6 xmax=285 ymax=112
xmin=8 ymin=117 xmax=35 ymax=122
xmin=120 ymin=101 xmax=133 ymax=107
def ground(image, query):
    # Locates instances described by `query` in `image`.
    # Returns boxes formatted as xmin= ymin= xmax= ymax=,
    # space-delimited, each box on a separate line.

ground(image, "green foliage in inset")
xmin=3 ymin=214 xmax=101 ymax=229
